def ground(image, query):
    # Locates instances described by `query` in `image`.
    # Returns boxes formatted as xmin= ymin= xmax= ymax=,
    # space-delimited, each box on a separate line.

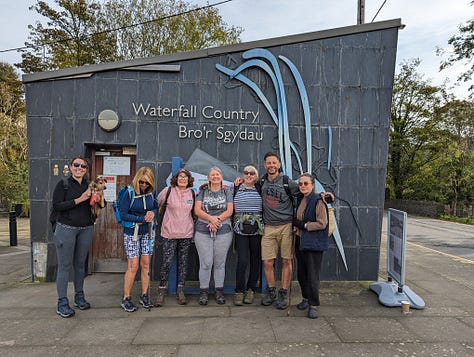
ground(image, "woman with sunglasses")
xmin=154 ymin=169 xmax=195 ymax=306
xmin=194 ymin=166 xmax=234 ymax=305
xmin=119 ymin=167 xmax=158 ymax=312
xmin=232 ymin=165 xmax=263 ymax=306
xmin=292 ymin=173 xmax=329 ymax=319
xmin=52 ymin=156 xmax=103 ymax=318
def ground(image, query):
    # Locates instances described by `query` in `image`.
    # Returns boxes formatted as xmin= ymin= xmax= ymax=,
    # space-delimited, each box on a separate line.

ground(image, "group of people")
xmin=52 ymin=152 xmax=331 ymax=319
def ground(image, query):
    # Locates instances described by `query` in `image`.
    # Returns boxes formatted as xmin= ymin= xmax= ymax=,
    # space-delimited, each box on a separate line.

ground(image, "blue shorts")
xmin=124 ymin=232 xmax=155 ymax=259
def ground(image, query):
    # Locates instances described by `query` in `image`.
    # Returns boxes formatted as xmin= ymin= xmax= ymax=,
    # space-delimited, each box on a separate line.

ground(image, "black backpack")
xmin=256 ymin=173 xmax=292 ymax=199
xmin=49 ymin=178 xmax=69 ymax=232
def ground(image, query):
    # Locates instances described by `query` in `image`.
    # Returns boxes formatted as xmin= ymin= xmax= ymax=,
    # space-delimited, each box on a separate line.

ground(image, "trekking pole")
xmin=287 ymin=230 xmax=297 ymax=317
xmin=148 ymin=222 xmax=154 ymax=312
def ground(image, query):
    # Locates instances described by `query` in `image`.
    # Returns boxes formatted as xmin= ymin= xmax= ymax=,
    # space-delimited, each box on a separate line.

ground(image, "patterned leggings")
xmin=159 ymin=237 xmax=193 ymax=286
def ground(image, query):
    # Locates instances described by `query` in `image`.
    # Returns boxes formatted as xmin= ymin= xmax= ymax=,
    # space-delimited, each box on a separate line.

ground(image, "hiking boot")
xmin=176 ymin=285 xmax=187 ymax=305
xmin=154 ymin=286 xmax=167 ymax=307
xmin=74 ymin=291 xmax=90 ymax=310
xmin=139 ymin=294 xmax=153 ymax=309
xmin=261 ymin=287 xmax=277 ymax=306
xmin=244 ymin=289 xmax=255 ymax=304
xmin=199 ymin=289 xmax=209 ymax=306
xmin=296 ymin=298 xmax=309 ymax=311
xmin=121 ymin=296 xmax=137 ymax=312
xmin=215 ymin=288 xmax=226 ymax=304
xmin=233 ymin=292 xmax=244 ymax=306
xmin=57 ymin=298 xmax=75 ymax=318
xmin=307 ymin=306 xmax=318 ymax=319
xmin=275 ymin=288 xmax=289 ymax=310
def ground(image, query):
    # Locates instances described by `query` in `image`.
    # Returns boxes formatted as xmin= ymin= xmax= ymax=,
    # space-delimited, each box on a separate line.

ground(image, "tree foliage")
xmin=17 ymin=0 xmax=117 ymax=73
xmin=17 ymin=0 xmax=242 ymax=73
xmin=439 ymin=9 xmax=474 ymax=93
xmin=0 ymin=63 xmax=29 ymax=208
xmin=388 ymin=59 xmax=445 ymax=199
xmin=103 ymin=0 xmax=242 ymax=60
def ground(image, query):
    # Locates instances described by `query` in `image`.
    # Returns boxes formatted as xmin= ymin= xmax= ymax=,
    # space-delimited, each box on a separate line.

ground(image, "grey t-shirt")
xmin=196 ymin=187 xmax=233 ymax=217
xmin=261 ymin=173 xmax=299 ymax=225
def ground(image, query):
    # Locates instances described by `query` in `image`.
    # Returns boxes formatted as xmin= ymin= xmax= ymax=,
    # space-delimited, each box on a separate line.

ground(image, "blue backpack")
xmin=113 ymin=185 xmax=136 ymax=228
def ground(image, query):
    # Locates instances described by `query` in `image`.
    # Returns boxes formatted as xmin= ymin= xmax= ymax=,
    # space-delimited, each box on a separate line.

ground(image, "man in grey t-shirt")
xmin=260 ymin=152 xmax=299 ymax=309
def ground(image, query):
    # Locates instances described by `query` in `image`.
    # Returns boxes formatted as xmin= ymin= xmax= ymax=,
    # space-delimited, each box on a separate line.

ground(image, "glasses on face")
xmin=243 ymin=171 xmax=256 ymax=176
xmin=298 ymin=181 xmax=312 ymax=187
xmin=178 ymin=174 xmax=188 ymax=179
xmin=72 ymin=162 xmax=87 ymax=169
xmin=138 ymin=180 xmax=150 ymax=186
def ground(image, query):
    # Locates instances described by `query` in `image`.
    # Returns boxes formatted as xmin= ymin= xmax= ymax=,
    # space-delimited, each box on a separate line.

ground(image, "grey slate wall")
xmin=25 ymin=24 xmax=399 ymax=281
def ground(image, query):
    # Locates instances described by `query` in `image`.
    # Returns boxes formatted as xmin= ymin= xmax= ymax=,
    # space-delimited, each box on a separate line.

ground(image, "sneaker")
xmin=215 ymin=288 xmax=226 ymax=304
xmin=296 ymin=298 xmax=309 ymax=311
xmin=57 ymin=299 xmax=75 ymax=318
xmin=275 ymin=288 xmax=289 ymax=310
xmin=233 ymin=292 xmax=244 ymax=306
xmin=261 ymin=287 xmax=276 ymax=306
xmin=74 ymin=292 xmax=91 ymax=310
xmin=244 ymin=289 xmax=255 ymax=304
xmin=139 ymin=294 xmax=153 ymax=309
xmin=121 ymin=297 xmax=137 ymax=312
xmin=307 ymin=306 xmax=318 ymax=319
xmin=199 ymin=289 xmax=209 ymax=306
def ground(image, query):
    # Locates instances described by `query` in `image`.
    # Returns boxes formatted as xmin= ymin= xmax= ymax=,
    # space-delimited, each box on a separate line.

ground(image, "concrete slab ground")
xmin=0 ymin=217 xmax=473 ymax=356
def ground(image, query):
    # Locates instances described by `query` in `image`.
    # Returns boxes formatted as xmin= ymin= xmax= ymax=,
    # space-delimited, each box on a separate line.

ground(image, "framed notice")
xmin=103 ymin=156 xmax=130 ymax=176
xmin=100 ymin=175 xmax=117 ymax=202
xmin=387 ymin=208 xmax=407 ymax=285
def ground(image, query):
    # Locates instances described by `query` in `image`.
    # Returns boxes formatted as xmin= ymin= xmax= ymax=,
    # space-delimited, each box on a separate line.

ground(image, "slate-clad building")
xmin=24 ymin=19 xmax=401 ymax=284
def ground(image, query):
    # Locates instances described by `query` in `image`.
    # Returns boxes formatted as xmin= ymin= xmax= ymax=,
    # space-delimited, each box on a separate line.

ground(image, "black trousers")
xmin=295 ymin=236 xmax=324 ymax=306
xmin=234 ymin=233 xmax=261 ymax=293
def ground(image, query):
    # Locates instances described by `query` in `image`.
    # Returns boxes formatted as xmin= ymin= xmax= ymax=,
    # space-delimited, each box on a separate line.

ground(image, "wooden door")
xmin=88 ymin=146 xmax=136 ymax=273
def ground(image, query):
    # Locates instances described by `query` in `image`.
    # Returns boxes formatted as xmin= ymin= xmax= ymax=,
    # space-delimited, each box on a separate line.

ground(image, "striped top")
xmin=233 ymin=185 xmax=262 ymax=214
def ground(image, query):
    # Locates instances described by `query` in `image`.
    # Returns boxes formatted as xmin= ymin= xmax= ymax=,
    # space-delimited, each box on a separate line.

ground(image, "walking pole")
xmin=148 ymin=221 xmax=154 ymax=312
xmin=287 ymin=230 xmax=297 ymax=317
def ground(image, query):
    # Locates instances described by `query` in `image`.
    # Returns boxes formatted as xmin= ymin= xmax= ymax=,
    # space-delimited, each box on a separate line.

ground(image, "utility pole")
xmin=358 ymin=0 xmax=365 ymax=24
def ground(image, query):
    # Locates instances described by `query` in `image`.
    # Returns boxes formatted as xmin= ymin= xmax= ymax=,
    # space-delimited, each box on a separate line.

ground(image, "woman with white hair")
xmin=232 ymin=165 xmax=263 ymax=306
xmin=194 ymin=166 xmax=234 ymax=305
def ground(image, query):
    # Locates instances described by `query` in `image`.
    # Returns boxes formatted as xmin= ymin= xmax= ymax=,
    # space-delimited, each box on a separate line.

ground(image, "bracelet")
xmin=304 ymin=223 xmax=308 ymax=229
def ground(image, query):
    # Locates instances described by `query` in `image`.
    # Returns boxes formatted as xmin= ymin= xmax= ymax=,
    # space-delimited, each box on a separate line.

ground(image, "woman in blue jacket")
xmin=119 ymin=167 xmax=158 ymax=312
xmin=292 ymin=173 xmax=329 ymax=319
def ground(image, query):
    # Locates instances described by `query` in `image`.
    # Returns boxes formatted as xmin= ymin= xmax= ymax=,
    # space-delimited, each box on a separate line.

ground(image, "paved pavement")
xmin=0 ymin=216 xmax=473 ymax=356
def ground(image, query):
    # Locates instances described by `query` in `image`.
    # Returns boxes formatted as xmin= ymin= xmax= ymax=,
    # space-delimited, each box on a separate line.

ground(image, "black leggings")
xmin=159 ymin=237 xmax=192 ymax=286
xmin=234 ymin=233 xmax=261 ymax=293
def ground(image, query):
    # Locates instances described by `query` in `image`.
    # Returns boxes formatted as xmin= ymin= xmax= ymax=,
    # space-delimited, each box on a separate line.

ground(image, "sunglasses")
xmin=138 ymin=180 xmax=150 ymax=185
xmin=72 ymin=162 xmax=87 ymax=169
xmin=243 ymin=171 xmax=256 ymax=176
xmin=298 ymin=181 xmax=312 ymax=186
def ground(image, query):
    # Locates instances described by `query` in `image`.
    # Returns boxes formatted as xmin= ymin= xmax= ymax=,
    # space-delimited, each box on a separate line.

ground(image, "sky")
xmin=0 ymin=0 xmax=472 ymax=98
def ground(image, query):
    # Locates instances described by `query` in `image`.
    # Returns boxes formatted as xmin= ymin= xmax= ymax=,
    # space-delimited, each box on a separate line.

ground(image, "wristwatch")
xmin=304 ymin=223 xmax=308 ymax=230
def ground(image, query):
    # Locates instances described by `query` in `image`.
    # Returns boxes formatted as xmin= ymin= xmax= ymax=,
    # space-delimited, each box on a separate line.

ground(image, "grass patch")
xmin=439 ymin=215 xmax=474 ymax=225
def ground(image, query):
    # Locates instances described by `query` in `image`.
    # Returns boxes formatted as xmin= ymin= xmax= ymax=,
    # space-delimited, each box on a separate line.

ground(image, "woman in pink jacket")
xmin=154 ymin=169 xmax=195 ymax=306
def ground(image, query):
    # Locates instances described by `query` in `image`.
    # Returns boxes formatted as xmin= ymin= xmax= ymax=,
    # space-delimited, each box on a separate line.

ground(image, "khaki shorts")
xmin=261 ymin=223 xmax=293 ymax=260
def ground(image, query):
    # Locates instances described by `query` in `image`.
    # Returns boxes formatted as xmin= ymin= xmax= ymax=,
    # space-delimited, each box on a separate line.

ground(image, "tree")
xmin=101 ymin=0 xmax=242 ymax=60
xmin=17 ymin=0 xmax=117 ymax=73
xmin=388 ymin=59 xmax=445 ymax=199
xmin=17 ymin=0 xmax=242 ymax=73
xmin=439 ymin=4 xmax=474 ymax=93
xmin=0 ymin=63 xmax=29 ymax=210
xmin=435 ymin=99 xmax=474 ymax=211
